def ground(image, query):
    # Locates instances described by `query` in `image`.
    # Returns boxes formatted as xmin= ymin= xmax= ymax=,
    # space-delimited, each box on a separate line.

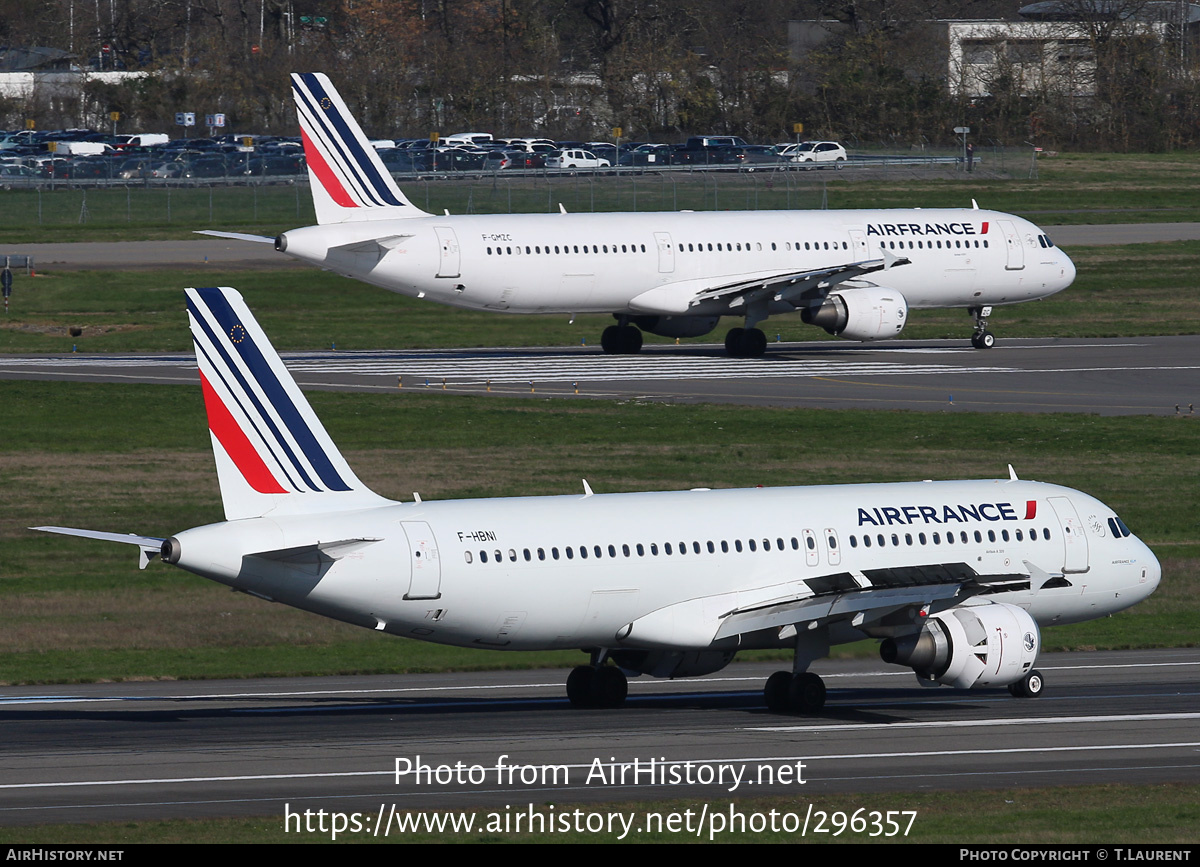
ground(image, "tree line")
xmin=1 ymin=0 xmax=1196 ymax=151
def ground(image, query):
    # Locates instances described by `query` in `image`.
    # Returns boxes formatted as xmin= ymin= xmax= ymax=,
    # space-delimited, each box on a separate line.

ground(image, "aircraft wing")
xmin=621 ymin=561 xmax=1029 ymax=649
xmin=627 ymin=250 xmax=911 ymax=315
xmin=693 ymin=249 xmax=911 ymax=311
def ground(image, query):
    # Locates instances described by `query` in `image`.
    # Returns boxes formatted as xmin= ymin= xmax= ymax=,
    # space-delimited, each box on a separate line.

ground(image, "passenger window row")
xmin=881 ymin=239 xmax=988 ymax=250
xmin=464 ymin=534 xmax=813 ymax=565
xmin=849 ymin=527 xmax=1052 ymax=548
xmin=488 ymin=243 xmax=649 ymax=255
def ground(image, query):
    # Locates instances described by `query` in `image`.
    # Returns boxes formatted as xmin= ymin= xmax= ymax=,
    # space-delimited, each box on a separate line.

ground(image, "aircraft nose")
xmin=1132 ymin=539 xmax=1162 ymax=603
xmin=1058 ymin=250 xmax=1076 ymax=289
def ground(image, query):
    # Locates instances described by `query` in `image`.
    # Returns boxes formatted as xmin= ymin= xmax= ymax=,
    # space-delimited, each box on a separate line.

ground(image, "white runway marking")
xmin=0 ymin=353 xmax=1021 ymax=383
xmin=2 ymin=351 xmax=1193 ymax=386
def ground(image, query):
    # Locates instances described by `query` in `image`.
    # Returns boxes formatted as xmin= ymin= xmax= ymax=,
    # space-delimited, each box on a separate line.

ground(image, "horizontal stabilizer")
xmin=328 ymin=235 xmax=414 ymax=259
xmin=249 ymin=538 xmax=382 ymax=565
xmin=32 ymin=526 xmax=165 ymax=570
xmin=245 ymin=538 xmax=382 ymax=577
xmin=194 ymin=230 xmax=276 ymax=244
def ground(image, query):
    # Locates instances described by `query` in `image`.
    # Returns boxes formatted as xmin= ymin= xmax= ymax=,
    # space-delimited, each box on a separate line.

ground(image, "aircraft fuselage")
xmin=168 ymin=477 xmax=1158 ymax=653
xmin=277 ymin=208 xmax=1076 ymax=317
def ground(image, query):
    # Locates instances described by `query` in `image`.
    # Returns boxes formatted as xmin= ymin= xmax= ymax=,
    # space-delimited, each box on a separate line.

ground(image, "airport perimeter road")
xmin=0 ymin=650 xmax=1195 ymax=829
xmin=2 ymin=336 xmax=1197 ymax=415
xmin=8 ymin=222 xmax=1200 ymax=272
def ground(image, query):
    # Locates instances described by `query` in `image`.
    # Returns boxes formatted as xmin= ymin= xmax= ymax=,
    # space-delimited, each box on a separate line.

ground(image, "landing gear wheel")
xmin=969 ymin=306 xmax=994 ymax=350
xmin=789 ymin=672 xmax=827 ymax=712
xmin=1007 ymin=670 xmax=1044 ymax=698
xmin=764 ymin=671 xmax=792 ymax=712
xmin=590 ymin=665 xmax=628 ymax=708
xmin=600 ymin=325 xmax=644 ymax=355
xmin=566 ymin=665 xmax=595 ymax=707
xmin=764 ymin=671 xmax=827 ymax=713
xmin=724 ymin=327 xmax=767 ymax=358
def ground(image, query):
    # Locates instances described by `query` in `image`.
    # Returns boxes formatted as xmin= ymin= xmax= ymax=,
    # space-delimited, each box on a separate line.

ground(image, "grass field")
xmin=2 ymin=382 xmax=1195 ymax=685
xmin=1 ymin=783 xmax=1196 ymax=843
xmin=1 ymin=153 xmax=1197 ymax=842
xmin=3 ymin=237 xmax=1200 ymax=353
xmin=0 ymin=152 xmax=1199 ymax=244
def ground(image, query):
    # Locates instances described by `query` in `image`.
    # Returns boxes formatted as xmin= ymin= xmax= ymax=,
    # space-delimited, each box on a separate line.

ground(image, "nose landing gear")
xmin=970 ymin=306 xmax=995 ymax=349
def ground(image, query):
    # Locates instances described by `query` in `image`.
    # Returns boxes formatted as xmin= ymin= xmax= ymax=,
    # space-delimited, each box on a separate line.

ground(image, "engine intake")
xmin=801 ymin=287 xmax=908 ymax=341
xmin=879 ymin=602 xmax=1040 ymax=689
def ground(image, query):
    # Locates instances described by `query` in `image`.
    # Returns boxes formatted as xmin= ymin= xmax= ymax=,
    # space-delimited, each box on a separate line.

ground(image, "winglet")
xmin=1008 ymin=464 xmax=1019 ymax=481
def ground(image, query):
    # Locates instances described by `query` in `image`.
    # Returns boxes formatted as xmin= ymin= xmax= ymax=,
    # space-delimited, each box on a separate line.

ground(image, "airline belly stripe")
xmin=292 ymin=74 xmax=403 ymax=208
xmin=300 ymin=128 xmax=358 ymax=209
xmin=189 ymin=291 xmax=352 ymax=493
xmin=199 ymin=371 xmax=288 ymax=494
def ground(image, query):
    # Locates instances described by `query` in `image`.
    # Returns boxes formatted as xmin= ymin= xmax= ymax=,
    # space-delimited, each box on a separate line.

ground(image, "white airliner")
xmin=36 ymin=287 xmax=1159 ymax=711
xmin=206 ymin=72 xmax=1077 ymax=356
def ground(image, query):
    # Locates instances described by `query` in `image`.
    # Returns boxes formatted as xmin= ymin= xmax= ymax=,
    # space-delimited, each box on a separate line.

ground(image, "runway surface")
xmin=0 ymin=650 xmax=1195 ymax=830
xmin=2 ymin=335 xmax=1197 ymax=415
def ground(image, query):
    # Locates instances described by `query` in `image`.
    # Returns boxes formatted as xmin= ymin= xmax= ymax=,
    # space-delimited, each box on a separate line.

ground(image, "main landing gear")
xmin=566 ymin=662 xmax=629 ymax=708
xmin=600 ymin=323 xmax=643 ymax=354
xmin=725 ymin=326 xmax=767 ymax=358
xmin=969 ymin=305 xmax=995 ymax=349
xmin=763 ymin=671 xmax=827 ymax=713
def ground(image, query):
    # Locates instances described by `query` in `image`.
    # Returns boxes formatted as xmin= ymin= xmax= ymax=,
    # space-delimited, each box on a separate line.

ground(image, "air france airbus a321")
xmin=37 ymin=287 xmax=1158 ymax=711
xmin=209 ymin=73 xmax=1077 ymax=356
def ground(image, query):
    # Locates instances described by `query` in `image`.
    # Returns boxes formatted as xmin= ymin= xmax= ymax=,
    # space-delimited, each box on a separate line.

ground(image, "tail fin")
xmin=187 ymin=287 xmax=390 ymax=520
xmin=291 ymin=72 xmax=428 ymax=225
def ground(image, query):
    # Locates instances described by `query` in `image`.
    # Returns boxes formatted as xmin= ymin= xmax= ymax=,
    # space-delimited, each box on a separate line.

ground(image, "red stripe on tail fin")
xmin=300 ymin=128 xmax=358 ymax=209
xmin=200 ymin=371 xmax=289 ymax=494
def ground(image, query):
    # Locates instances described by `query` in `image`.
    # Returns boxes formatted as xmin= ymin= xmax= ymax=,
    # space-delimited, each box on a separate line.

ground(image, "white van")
xmin=443 ymin=132 xmax=493 ymax=147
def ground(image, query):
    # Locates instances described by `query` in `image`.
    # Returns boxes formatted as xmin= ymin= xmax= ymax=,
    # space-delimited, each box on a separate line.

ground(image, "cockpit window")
xmin=1108 ymin=516 xmax=1132 ymax=538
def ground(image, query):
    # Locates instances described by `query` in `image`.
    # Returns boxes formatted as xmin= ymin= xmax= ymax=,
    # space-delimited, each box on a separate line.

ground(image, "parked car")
xmin=0 ymin=164 xmax=36 ymax=187
xmin=781 ymin=141 xmax=847 ymax=166
xmin=544 ymin=149 xmax=611 ymax=170
xmin=501 ymin=150 xmax=546 ymax=170
xmin=618 ymin=144 xmax=674 ymax=167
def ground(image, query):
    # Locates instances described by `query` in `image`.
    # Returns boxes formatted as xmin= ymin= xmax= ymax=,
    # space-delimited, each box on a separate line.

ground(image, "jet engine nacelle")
xmin=879 ymin=602 xmax=1040 ymax=689
xmin=610 ymin=649 xmax=736 ymax=679
xmin=629 ymin=314 xmax=721 ymax=339
xmin=800 ymin=287 xmax=908 ymax=341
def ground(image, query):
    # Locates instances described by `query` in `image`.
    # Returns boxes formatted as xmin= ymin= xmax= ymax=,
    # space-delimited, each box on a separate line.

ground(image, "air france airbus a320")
xmin=210 ymin=72 xmax=1076 ymax=356
xmin=37 ymin=287 xmax=1159 ymax=712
